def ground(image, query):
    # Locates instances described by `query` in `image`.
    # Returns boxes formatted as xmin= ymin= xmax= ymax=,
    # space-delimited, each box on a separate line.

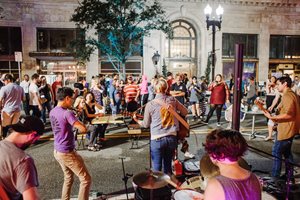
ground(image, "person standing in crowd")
xmin=123 ymin=75 xmax=140 ymax=112
xmin=51 ymin=74 xmax=63 ymax=106
xmin=203 ymin=129 xmax=261 ymax=200
xmin=148 ymin=78 xmax=157 ymax=101
xmin=90 ymin=77 xmax=105 ymax=108
xmin=245 ymin=76 xmax=258 ymax=107
xmin=166 ymin=72 xmax=174 ymax=95
xmin=204 ymin=74 xmax=230 ymax=126
xmin=133 ymin=79 xmax=188 ymax=174
xmin=0 ymin=116 xmax=44 ymax=200
xmin=199 ymin=76 xmax=208 ymax=118
xmin=265 ymin=76 xmax=281 ymax=141
xmin=0 ymin=74 xmax=24 ymax=138
xmin=109 ymin=79 xmax=122 ymax=114
xmin=20 ymin=74 xmax=30 ymax=115
xmin=39 ymin=76 xmax=54 ymax=124
xmin=50 ymin=87 xmax=91 ymax=200
xmin=29 ymin=73 xmax=42 ymax=118
xmin=139 ymin=75 xmax=149 ymax=109
xmin=0 ymin=73 xmax=4 ymax=89
xmin=170 ymin=74 xmax=187 ymax=105
xmin=263 ymin=76 xmax=300 ymax=179
xmin=188 ymin=76 xmax=202 ymax=121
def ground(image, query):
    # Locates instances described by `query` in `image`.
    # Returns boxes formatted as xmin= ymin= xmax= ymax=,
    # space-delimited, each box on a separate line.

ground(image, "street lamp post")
xmin=204 ymin=4 xmax=223 ymax=81
xmin=152 ymin=51 xmax=160 ymax=75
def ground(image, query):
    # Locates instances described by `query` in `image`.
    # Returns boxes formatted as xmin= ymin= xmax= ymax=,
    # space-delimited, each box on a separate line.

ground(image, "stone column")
xmin=258 ymin=15 xmax=270 ymax=82
xmin=21 ymin=3 xmax=37 ymax=76
xmin=85 ymin=29 xmax=99 ymax=83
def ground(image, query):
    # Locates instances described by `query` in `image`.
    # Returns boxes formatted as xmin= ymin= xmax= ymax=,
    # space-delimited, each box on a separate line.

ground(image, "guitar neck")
xmin=254 ymin=100 xmax=268 ymax=113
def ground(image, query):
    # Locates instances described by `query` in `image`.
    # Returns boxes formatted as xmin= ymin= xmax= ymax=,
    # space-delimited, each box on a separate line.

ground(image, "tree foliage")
xmin=71 ymin=0 xmax=173 ymax=75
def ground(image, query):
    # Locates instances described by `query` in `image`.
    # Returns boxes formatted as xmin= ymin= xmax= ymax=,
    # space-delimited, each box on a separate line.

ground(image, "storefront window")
xmin=222 ymin=33 xmax=258 ymax=58
xmin=37 ymin=28 xmax=80 ymax=52
xmin=270 ymin=35 xmax=300 ymax=59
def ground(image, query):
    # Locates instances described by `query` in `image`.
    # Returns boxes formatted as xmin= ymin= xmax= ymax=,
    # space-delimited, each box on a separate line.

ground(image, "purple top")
xmin=50 ymin=106 xmax=78 ymax=153
xmin=215 ymin=173 xmax=261 ymax=200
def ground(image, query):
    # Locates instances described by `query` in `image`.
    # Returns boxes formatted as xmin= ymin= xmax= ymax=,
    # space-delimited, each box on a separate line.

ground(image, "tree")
xmin=71 ymin=0 xmax=173 ymax=78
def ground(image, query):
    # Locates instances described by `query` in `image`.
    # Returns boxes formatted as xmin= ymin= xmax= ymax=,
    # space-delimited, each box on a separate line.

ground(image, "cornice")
xmin=160 ymin=0 xmax=298 ymax=7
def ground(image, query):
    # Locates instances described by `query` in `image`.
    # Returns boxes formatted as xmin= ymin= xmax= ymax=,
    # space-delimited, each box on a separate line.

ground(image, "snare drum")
xmin=180 ymin=176 xmax=207 ymax=192
xmin=262 ymin=192 xmax=276 ymax=200
xmin=174 ymin=190 xmax=203 ymax=200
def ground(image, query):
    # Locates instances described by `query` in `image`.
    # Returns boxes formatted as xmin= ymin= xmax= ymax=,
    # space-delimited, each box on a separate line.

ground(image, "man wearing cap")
xmin=50 ymin=87 xmax=91 ymax=200
xmin=0 ymin=74 xmax=24 ymax=138
xmin=0 ymin=116 xmax=44 ymax=200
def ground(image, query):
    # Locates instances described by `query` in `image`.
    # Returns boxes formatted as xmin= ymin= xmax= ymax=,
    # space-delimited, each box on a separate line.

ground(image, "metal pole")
xmin=18 ymin=61 xmax=21 ymax=80
xmin=232 ymin=44 xmax=244 ymax=131
xmin=211 ymin=23 xmax=216 ymax=81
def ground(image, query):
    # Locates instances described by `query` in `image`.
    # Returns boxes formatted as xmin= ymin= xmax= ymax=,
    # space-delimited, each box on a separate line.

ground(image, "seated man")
xmin=203 ymin=129 xmax=261 ymax=200
xmin=0 ymin=116 xmax=44 ymax=200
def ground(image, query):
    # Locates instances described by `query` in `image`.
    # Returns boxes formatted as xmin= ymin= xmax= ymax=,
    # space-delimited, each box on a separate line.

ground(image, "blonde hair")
xmin=154 ymin=78 xmax=168 ymax=94
xmin=73 ymin=96 xmax=84 ymax=108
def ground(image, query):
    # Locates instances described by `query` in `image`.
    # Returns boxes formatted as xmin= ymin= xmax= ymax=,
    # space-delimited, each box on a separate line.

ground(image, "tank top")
xmin=215 ymin=173 xmax=261 ymax=200
xmin=85 ymin=104 xmax=96 ymax=122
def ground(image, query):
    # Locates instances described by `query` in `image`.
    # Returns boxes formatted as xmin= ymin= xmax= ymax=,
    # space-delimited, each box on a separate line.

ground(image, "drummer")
xmin=203 ymin=129 xmax=261 ymax=200
xmin=133 ymin=78 xmax=188 ymax=175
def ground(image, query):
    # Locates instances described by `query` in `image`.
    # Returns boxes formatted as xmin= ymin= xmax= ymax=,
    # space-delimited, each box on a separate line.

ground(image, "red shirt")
xmin=123 ymin=83 xmax=139 ymax=102
xmin=208 ymin=82 xmax=229 ymax=105
xmin=52 ymin=81 xmax=62 ymax=100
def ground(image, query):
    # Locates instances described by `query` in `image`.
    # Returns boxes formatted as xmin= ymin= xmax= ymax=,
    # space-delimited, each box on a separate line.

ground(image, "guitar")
xmin=120 ymin=110 xmax=144 ymax=119
xmin=254 ymin=98 xmax=268 ymax=113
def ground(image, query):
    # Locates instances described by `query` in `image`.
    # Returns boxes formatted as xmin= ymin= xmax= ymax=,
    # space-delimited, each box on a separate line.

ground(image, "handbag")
xmin=153 ymin=99 xmax=190 ymax=139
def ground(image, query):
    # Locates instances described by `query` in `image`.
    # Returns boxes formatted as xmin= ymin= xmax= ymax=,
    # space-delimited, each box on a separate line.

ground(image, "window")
xmin=270 ymin=35 xmax=300 ymax=59
xmin=37 ymin=28 xmax=80 ymax=52
xmin=0 ymin=27 xmax=22 ymax=55
xmin=166 ymin=20 xmax=196 ymax=58
xmin=222 ymin=33 xmax=258 ymax=58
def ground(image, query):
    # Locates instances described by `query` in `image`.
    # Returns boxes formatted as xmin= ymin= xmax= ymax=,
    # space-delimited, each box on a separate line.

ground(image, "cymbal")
xmin=200 ymin=154 xmax=251 ymax=178
xmin=133 ymin=171 xmax=169 ymax=189
xmin=200 ymin=154 xmax=220 ymax=178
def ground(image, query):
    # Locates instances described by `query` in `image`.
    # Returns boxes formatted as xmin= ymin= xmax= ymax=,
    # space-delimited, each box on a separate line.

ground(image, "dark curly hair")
xmin=203 ymin=129 xmax=248 ymax=162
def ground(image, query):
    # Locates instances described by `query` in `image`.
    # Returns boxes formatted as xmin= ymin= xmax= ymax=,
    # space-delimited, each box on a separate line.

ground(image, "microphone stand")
xmin=248 ymin=145 xmax=300 ymax=200
xmin=119 ymin=156 xmax=132 ymax=200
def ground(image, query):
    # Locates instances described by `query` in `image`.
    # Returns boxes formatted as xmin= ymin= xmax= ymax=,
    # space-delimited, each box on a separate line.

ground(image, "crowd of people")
xmin=0 ymin=70 xmax=300 ymax=199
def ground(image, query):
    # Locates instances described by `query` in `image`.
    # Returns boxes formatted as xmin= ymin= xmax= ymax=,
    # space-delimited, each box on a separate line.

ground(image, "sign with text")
xmin=14 ymin=51 xmax=22 ymax=62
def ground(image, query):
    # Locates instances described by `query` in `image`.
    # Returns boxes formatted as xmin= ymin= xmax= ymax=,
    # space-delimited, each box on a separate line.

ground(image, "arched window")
xmin=166 ymin=20 xmax=196 ymax=58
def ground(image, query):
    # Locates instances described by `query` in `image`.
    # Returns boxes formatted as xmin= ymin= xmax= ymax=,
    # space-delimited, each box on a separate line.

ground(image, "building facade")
xmin=0 ymin=0 xmax=299 ymax=84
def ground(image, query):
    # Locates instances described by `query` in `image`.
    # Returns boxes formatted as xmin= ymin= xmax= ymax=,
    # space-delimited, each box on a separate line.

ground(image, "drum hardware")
xmin=248 ymin=145 xmax=300 ymax=200
xmin=133 ymin=170 xmax=172 ymax=200
xmin=119 ymin=156 xmax=133 ymax=200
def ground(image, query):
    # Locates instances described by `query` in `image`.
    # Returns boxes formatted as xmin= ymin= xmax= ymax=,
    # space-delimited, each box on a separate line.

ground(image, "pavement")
xmin=25 ymin=114 xmax=300 ymax=200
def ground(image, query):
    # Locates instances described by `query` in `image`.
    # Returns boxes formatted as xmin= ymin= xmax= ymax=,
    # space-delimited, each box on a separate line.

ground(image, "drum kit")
xmin=131 ymin=154 xmax=277 ymax=200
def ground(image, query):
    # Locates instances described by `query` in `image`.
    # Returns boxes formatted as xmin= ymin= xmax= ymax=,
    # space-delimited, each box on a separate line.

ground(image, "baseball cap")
xmin=10 ymin=116 xmax=45 ymax=135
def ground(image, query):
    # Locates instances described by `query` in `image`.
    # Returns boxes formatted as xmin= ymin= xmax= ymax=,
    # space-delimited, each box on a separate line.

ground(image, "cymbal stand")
xmin=119 ymin=156 xmax=132 ymax=200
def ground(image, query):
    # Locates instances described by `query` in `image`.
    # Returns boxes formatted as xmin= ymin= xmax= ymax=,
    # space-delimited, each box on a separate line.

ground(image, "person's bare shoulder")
xmin=204 ymin=178 xmax=225 ymax=200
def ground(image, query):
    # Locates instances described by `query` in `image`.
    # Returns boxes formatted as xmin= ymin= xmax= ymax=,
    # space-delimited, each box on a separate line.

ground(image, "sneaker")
xmin=217 ymin=122 xmax=221 ymax=127
xmin=184 ymin=152 xmax=195 ymax=159
xmin=88 ymin=146 xmax=99 ymax=152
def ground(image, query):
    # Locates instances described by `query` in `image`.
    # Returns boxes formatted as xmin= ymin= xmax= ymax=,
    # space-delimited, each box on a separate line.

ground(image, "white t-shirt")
xmin=29 ymin=82 xmax=39 ymax=106
xmin=20 ymin=80 xmax=30 ymax=93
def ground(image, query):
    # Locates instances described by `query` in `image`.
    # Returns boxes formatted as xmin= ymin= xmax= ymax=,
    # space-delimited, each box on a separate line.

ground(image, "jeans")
xmin=272 ymin=137 xmax=294 ymax=177
xmin=23 ymin=93 xmax=30 ymax=115
xmin=30 ymin=105 xmax=41 ymax=118
xmin=150 ymin=135 xmax=177 ymax=175
xmin=110 ymin=102 xmax=121 ymax=114
xmin=54 ymin=150 xmax=91 ymax=200
xmin=41 ymin=101 xmax=52 ymax=123
xmin=247 ymin=95 xmax=257 ymax=105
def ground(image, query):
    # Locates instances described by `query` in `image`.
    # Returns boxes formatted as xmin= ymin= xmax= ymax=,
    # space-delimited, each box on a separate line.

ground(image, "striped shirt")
xmin=123 ymin=83 xmax=139 ymax=102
